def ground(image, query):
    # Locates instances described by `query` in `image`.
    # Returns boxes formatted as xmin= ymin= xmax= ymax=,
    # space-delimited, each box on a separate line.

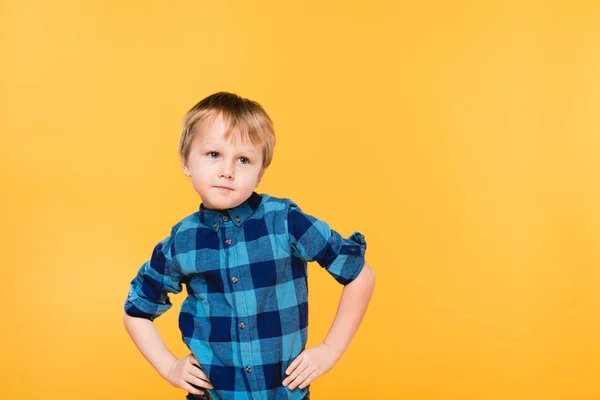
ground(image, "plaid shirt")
xmin=124 ymin=192 xmax=367 ymax=400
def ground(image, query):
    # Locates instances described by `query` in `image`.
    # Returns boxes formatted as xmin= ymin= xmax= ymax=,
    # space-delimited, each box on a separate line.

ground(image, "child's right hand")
xmin=166 ymin=353 xmax=214 ymax=395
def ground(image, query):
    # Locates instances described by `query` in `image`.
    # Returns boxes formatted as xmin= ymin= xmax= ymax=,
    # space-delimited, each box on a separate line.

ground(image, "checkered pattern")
xmin=124 ymin=192 xmax=366 ymax=400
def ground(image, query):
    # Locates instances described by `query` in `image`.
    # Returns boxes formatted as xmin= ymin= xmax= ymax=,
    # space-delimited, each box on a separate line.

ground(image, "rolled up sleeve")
xmin=124 ymin=233 xmax=183 ymax=321
xmin=287 ymin=202 xmax=367 ymax=285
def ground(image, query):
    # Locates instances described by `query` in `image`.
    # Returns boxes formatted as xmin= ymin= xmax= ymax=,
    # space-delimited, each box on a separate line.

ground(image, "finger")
xmin=188 ymin=355 xmax=201 ymax=368
xmin=286 ymin=364 xmax=311 ymax=390
xmin=188 ymin=354 xmax=207 ymax=374
xmin=283 ymin=360 xmax=309 ymax=386
xmin=285 ymin=352 xmax=304 ymax=376
xmin=188 ymin=365 xmax=212 ymax=382
xmin=186 ymin=371 xmax=214 ymax=389
xmin=287 ymin=368 xmax=313 ymax=390
xmin=186 ymin=356 xmax=210 ymax=383
xmin=299 ymin=370 xmax=318 ymax=389
xmin=180 ymin=380 xmax=206 ymax=396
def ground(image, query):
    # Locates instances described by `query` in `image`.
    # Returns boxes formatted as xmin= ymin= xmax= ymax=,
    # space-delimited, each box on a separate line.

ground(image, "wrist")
xmin=321 ymin=340 xmax=344 ymax=360
xmin=156 ymin=355 xmax=178 ymax=380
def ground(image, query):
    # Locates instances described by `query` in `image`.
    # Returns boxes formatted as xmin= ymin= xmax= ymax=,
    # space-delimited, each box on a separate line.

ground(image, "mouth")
xmin=214 ymin=186 xmax=234 ymax=191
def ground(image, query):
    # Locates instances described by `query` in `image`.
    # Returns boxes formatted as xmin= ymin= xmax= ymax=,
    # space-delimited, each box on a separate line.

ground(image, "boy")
xmin=123 ymin=92 xmax=376 ymax=400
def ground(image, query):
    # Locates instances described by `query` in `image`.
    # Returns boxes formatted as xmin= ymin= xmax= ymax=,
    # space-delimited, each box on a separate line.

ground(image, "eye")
xmin=238 ymin=157 xmax=250 ymax=164
xmin=208 ymin=151 xmax=219 ymax=159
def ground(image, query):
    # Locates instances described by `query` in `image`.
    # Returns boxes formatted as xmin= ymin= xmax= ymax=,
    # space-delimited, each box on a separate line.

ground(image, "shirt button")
xmin=225 ymin=239 xmax=232 ymax=245
xmin=222 ymin=215 xmax=229 ymax=221
xmin=235 ymin=217 xmax=241 ymax=223
xmin=213 ymin=224 xmax=217 ymax=229
xmin=231 ymin=276 xmax=239 ymax=284
xmin=246 ymin=366 xmax=252 ymax=373
xmin=239 ymin=322 xmax=246 ymax=329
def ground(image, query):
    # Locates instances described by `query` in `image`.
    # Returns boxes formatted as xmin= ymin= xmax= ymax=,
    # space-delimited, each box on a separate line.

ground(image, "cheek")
xmin=245 ymin=168 xmax=263 ymax=185
xmin=190 ymin=162 xmax=212 ymax=181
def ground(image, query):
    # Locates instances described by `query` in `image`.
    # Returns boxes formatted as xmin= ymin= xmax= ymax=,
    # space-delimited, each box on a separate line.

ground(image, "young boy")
xmin=123 ymin=92 xmax=376 ymax=400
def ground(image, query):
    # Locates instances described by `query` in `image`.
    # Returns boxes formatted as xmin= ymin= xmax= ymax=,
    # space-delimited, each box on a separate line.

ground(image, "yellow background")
xmin=2 ymin=1 xmax=600 ymax=399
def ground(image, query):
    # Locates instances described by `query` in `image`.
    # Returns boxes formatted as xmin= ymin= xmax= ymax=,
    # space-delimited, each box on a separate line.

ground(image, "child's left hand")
xmin=282 ymin=342 xmax=342 ymax=390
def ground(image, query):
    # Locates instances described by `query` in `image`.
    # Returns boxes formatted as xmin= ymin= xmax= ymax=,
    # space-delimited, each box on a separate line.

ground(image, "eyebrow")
xmin=202 ymin=143 xmax=260 ymax=154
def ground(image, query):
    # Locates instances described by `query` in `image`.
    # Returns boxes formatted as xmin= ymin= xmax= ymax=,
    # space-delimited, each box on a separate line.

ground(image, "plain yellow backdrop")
xmin=2 ymin=1 xmax=600 ymax=399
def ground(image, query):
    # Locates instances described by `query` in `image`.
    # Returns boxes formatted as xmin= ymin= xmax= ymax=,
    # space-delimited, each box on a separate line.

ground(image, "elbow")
xmin=364 ymin=262 xmax=376 ymax=289
xmin=123 ymin=311 xmax=138 ymax=330
xmin=356 ymin=261 xmax=375 ymax=291
xmin=123 ymin=312 xmax=131 ymax=327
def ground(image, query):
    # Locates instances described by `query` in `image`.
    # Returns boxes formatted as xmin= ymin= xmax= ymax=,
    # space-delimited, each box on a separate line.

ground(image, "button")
xmin=235 ymin=217 xmax=241 ymax=223
xmin=246 ymin=366 xmax=252 ymax=373
xmin=225 ymin=239 xmax=232 ymax=245
xmin=239 ymin=322 xmax=246 ymax=329
xmin=231 ymin=276 xmax=239 ymax=284
xmin=222 ymin=215 xmax=229 ymax=221
xmin=213 ymin=224 xmax=217 ymax=229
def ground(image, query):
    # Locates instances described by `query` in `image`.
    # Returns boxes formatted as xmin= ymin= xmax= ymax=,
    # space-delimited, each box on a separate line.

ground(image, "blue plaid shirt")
xmin=124 ymin=192 xmax=367 ymax=400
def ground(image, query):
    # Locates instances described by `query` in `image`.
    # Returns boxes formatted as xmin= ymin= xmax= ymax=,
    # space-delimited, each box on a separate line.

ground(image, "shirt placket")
xmin=219 ymin=212 xmax=260 ymax=396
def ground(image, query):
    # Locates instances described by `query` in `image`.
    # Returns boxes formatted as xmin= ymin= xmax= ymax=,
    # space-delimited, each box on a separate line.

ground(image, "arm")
xmin=123 ymin=313 xmax=213 ymax=395
xmin=124 ymin=235 xmax=212 ymax=395
xmin=123 ymin=313 xmax=178 ymax=379
xmin=284 ymin=201 xmax=374 ymax=389
xmin=323 ymin=261 xmax=376 ymax=356
xmin=283 ymin=262 xmax=376 ymax=389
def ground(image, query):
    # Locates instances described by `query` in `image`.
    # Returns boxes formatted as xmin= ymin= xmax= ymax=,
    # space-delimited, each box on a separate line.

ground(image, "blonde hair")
xmin=179 ymin=92 xmax=275 ymax=169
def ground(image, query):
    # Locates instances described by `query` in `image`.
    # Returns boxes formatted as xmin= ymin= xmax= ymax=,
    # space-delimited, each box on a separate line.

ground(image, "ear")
xmin=181 ymin=157 xmax=191 ymax=177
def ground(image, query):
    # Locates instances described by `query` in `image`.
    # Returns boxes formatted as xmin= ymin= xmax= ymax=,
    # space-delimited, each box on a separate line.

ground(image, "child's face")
xmin=182 ymin=113 xmax=264 ymax=210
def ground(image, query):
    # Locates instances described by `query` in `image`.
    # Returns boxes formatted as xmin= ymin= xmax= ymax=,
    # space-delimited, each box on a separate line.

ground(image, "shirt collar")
xmin=198 ymin=191 xmax=262 ymax=229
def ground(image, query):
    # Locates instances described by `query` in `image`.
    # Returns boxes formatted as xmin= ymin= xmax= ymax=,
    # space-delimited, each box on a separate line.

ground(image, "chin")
xmin=206 ymin=198 xmax=240 ymax=210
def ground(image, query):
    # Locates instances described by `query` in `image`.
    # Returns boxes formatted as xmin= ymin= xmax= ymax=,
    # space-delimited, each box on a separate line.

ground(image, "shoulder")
xmin=160 ymin=212 xmax=206 ymax=257
xmin=170 ymin=211 xmax=202 ymax=236
xmin=258 ymin=192 xmax=298 ymax=214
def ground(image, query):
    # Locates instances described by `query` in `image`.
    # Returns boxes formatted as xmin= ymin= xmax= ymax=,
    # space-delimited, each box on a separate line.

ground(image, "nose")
xmin=219 ymin=161 xmax=234 ymax=180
